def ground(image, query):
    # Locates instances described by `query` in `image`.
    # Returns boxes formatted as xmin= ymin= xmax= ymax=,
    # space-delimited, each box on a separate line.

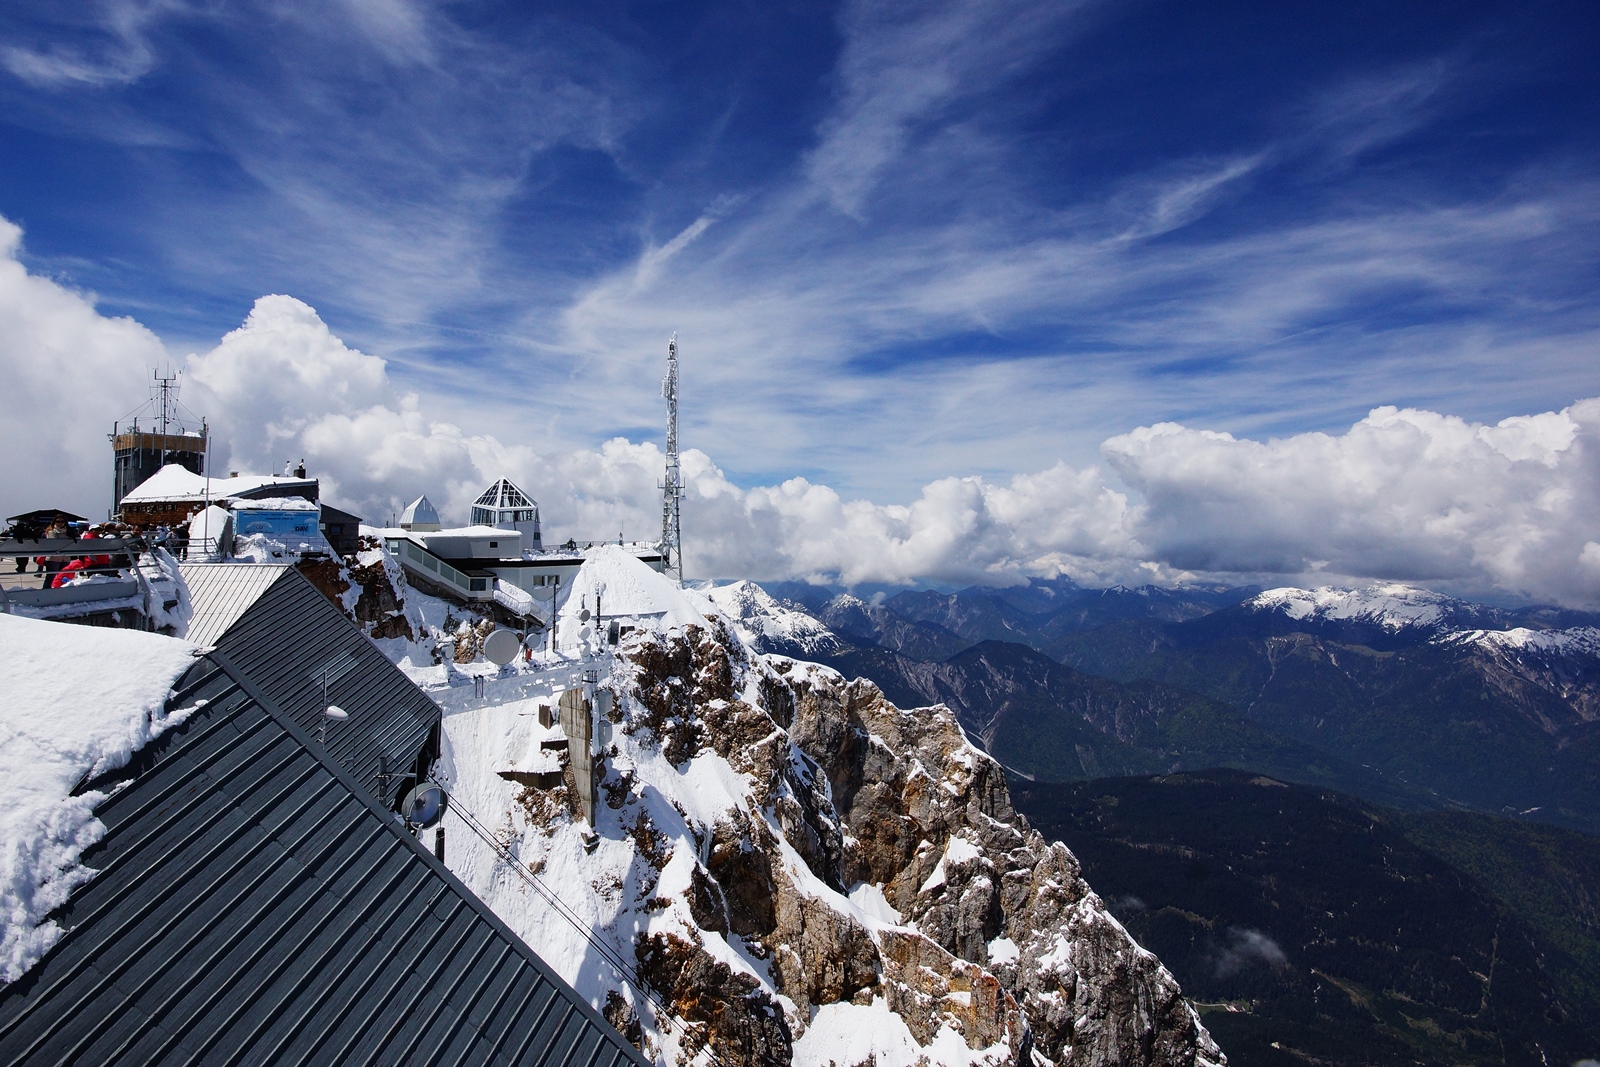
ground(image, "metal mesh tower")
xmin=660 ymin=334 xmax=683 ymax=583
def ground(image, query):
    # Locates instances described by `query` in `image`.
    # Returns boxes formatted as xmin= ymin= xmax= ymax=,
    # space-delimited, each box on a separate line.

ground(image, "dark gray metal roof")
xmin=0 ymin=650 xmax=649 ymax=1067
xmin=205 ymin=565 xmax=440 ymax=806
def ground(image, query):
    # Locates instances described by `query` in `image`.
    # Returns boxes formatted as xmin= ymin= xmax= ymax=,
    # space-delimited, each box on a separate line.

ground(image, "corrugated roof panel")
xmin=204 ymin=566 xmax=440 ymax=805
xmin=0 ymin=653 xmax=648 ymax=1067
xmin=180 ymin=563 xmax=293 ymax=648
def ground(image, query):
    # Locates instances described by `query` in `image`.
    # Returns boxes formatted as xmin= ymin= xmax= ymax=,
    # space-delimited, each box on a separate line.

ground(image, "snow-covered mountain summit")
xmin=1243 ymin=582 xmax=1497 ymax=634
xmin=705 ymin=579 xmax=847 ymax=658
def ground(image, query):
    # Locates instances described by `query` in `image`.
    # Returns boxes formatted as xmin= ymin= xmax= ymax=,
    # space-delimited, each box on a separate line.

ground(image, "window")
xmin=469 ymin=578 xmax=488 ymax=592
xmin=488 ymin=541 xmax=498 ymax=549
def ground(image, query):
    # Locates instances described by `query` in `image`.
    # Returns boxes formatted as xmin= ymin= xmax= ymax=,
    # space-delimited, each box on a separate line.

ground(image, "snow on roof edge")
xmin=0 ymin=615 xmax=199 ymax=983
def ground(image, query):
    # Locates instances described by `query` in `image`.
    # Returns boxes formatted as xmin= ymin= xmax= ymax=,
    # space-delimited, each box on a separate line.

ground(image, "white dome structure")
xmin=398 ymin=495 xmax=441 ymax=532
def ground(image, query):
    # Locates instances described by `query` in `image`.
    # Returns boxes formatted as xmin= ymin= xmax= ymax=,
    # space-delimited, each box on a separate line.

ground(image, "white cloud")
xmin=4 ymin=219 xmax=1600 ymax=607
xmin=1104 ymin=400 xmax=1600 ymax=605
xmin=0 ymin=0 xmax=180 ymax=89
xmin=805 ymin=0 xmax=1090 ymax=216
xmin=0 ymin=217 xmax=166 ymax=522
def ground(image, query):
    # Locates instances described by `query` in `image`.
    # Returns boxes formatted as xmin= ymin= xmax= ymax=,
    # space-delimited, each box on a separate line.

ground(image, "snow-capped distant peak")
xmin=1437 ymin=626 xmax=1600 ymax=658
xmin=1245 ymin=582 xmax=1465 ymax=631
xmin=706 ymin=580 xmax=844 ymax=656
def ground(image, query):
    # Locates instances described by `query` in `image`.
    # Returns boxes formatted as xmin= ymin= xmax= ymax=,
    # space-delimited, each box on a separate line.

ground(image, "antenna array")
xmin=152 ymin=365 xmax=180 ymax=435
xmin=660 ymin=334 xmax=683 ymax=584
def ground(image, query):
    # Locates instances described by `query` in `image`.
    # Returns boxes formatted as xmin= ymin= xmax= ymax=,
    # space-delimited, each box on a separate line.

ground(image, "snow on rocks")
xmin=430 ymin=550 xmax=1220 ymax=1067
xmin=0 ymin=614 xmax=198 ymax=983
xmin=780 ymin=660 xmax=1222 ymax=1066
xmin=704 ymin=581 xmax=847 ymax=658
xmin=1437 ymin=625 xmax=1600 ymax=658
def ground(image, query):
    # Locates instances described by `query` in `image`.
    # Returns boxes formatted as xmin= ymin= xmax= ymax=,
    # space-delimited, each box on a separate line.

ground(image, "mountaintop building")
xmin=469 ymin=479 xmax=541 ymax=550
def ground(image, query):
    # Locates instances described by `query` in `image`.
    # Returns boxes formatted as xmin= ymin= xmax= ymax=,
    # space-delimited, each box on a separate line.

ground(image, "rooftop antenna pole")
xmin=660 ymin=333 xmax=683 ymax=585
xmin=153 ymin=365 xmax=179 ymax=437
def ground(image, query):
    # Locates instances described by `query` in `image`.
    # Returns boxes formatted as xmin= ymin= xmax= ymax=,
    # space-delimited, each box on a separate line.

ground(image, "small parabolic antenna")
xmin=324 ymin=705 xmax=349 ymax=720
xmin=482 ymin=628 xmax=520 ymax=666
xmin=403 ymin=783 xmax=447 ymax=827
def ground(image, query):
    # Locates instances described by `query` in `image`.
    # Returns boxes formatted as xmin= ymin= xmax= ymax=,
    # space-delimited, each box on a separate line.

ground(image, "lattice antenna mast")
xmin=660 ymin=334 xmax=683 ymax=584
xmin=153 ymin=365 xmax=180 ymax=435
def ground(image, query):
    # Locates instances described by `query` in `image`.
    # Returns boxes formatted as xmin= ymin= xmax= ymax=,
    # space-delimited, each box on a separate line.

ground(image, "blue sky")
xmin=2 ymin=0 xmax=1599 ymax=599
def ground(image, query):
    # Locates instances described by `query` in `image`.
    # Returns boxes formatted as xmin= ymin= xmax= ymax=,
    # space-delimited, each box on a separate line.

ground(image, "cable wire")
xmin=431 ymin=781 xmax=740 ymax=1067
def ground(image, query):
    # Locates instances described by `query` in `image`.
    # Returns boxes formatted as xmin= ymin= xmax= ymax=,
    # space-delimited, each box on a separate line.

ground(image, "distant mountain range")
xmin=1008 ymin=769 xmax=1600 ymax=1067
xmin=707 ymin=579 xmax=1600 ymax=834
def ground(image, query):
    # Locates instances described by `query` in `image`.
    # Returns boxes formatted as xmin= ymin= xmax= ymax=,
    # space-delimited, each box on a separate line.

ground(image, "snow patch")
xmin=987 ymin=936 xmax=1019 ymax=965
xmin=0 ymin=615 xmax=198 ymax=983
xmin=791 ymin=998 xmax=922 ymax=1067
xmin=847 ymin=881 xmax=904 ymax=926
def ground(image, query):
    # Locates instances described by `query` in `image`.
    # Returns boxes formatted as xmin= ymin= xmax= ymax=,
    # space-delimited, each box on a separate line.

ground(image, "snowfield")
xmin=1436 ymin=625 xmax=1600 ymax=658
xmin=0 ymin=614 xmax=198 ymax=983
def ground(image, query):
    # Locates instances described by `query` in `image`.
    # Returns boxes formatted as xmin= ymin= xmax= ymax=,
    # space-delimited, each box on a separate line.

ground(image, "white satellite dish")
xmin=482 ymin=628 xmax=520 ymax=666
xmin=324 ymin=705 xmax=349 ymax=720
xmin=403 ymin=783 xmax=447 ymax=827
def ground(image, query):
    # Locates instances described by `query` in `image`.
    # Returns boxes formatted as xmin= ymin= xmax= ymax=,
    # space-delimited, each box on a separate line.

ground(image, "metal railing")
xmin=384 ymin=537 xmax=492 ymax=601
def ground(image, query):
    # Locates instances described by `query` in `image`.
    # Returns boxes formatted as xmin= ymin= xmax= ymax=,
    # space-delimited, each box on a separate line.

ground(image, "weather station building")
xmin=109 ymin=368 xmax=209 ymax=513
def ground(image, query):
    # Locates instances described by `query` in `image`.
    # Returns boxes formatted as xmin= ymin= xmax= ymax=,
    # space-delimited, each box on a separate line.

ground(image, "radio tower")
xmin=660 ymin=334 xmax=684 ymax=584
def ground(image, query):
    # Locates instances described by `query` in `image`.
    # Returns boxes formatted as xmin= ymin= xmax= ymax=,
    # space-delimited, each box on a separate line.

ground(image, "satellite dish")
xmin=482 ymin=628 xmax=520 ymax=666
xmin=578 ymin=608 xmax=591 ymax=622
xmin=403 ymin=783 xmax=447 ymax=827
xmin=324 ymin=705 xmax=349 ymax=720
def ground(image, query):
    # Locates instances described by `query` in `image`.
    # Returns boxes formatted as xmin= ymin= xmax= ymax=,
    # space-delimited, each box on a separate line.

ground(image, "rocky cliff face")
xmin=778 ymin=657 xmax=1218 ymax=1066
xmin=432 ymin=574 xmax=1222 ymax=1067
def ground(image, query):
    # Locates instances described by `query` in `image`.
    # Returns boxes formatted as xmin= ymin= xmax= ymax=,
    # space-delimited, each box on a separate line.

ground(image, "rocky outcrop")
xmin=427 ymin=548 xmax=1220 ymax=1067
xmin=779 ymin=659 xmax=1220 ymax=1066
xmin=604 ymin=621 xmax=1221 ymax=1067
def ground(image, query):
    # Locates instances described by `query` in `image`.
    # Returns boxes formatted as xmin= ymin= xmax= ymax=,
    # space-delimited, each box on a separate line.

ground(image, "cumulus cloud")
xmin=0 ymin=216 xmax=167 ymax=522
xmin=4 ymin=219 xmax=1600 ymax=606
xmin=1104 ymin=401 xmax=1600 ymax=605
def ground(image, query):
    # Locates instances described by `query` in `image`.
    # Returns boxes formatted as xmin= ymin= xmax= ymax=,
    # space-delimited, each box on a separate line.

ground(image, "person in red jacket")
xmin=51 ymin=532 xmax=112 ymax=588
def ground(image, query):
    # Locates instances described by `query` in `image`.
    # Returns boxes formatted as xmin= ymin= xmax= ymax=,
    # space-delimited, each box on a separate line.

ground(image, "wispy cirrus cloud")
xmin=0 ymin=0 xmax=184 ymax=89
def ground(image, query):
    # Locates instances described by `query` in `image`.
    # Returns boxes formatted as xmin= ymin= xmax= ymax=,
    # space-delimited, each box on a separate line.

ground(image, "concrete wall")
xmin=558 ymin=687 xmax=596 ymax=825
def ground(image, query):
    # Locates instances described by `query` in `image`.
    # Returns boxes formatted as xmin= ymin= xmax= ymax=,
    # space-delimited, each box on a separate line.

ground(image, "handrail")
xmin=384 ymin=537 xmax=490 ymax=600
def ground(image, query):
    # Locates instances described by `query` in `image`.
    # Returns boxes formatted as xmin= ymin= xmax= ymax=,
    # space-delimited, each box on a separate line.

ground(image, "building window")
xmin=469 ymin=578 xmax=487 ymax=591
